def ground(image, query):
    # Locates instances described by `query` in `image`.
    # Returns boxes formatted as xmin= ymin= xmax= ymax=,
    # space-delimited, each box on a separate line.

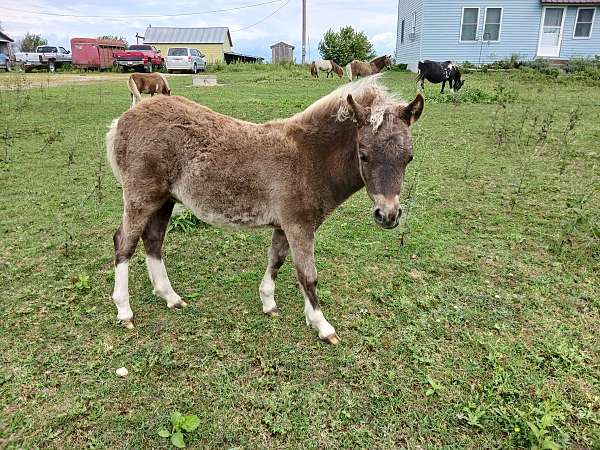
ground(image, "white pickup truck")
xmin=15 ymin=45 xmax=72 ymax=72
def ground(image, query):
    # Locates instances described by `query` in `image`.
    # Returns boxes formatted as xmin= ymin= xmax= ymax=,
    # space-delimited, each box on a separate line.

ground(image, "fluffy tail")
xmin=106 ymin=118 xmax=122 ymax=184
xmin=159 ymin=72 xmax=171 ymax=94
xmin=127 ymin=76 xmax=141 ymax=104
xmin=346 ymin=62 xmax=352 ymax=82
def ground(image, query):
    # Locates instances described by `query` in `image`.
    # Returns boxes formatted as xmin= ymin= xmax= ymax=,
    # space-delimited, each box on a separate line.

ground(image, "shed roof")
xmin=143 ymin=27 xmax=232 ymax=46
xmin=540 ymin=0 xmax=600 ymax=3
xmin=0 ymin=31 xmax=14 ymax=43
xmin=270 ymin=41 xmax=295 ymax=49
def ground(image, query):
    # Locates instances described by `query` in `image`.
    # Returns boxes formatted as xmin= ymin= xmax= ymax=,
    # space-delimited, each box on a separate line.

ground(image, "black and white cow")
xmin=417 ymin=60 xmax=465 ymax=94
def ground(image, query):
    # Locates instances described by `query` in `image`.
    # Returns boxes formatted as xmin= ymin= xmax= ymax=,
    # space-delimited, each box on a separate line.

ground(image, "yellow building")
xmin=143 ymin=27 xmax=233 ymax=64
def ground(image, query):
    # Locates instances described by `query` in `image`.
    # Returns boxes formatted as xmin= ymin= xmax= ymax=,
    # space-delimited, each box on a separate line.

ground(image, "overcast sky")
xmin=2 ymin=0 xmax=398 ymax=60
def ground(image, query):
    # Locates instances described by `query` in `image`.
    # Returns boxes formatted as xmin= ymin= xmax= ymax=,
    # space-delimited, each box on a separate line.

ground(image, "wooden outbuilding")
xmin=270 ymin=41 xmax=295 ymax=63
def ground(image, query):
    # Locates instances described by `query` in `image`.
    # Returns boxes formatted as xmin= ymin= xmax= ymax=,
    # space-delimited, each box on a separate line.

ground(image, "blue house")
xmin=395 ymin=0 xmax=600 ymax=71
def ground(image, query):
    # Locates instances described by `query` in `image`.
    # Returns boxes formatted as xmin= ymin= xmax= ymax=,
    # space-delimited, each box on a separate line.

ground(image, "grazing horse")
xmin=417 ymin=60 xmax=465 ymax=94
xmin=106 ymin=75 xmax=424 ymax=343
xmin=127 ymin=72 xmax=170 ymax=108
xmin=346 ymin=55 xmax=393 ymax=81
xmin=310 ymin=59 xmax=344 ymax=78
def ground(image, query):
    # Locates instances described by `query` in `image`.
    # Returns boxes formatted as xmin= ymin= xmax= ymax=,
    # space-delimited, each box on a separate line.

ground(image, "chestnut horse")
xmin=310 ymin=59 xmax=344 ymax=78
xmin=106 ymin=75 xmax=424 ymax=343
xmin=346 ymin=55 xmax=393 ymax=81
xmin=127 ymin=72 xmax=170 ymax=108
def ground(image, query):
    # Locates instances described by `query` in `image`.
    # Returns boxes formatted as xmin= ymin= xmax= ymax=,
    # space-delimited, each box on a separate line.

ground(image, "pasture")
xmin=0 ymin=66 xmax=599 ymax=449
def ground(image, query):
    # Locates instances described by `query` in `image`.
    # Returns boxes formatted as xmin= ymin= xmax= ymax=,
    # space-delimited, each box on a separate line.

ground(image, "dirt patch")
xmin=0 ymin=72 xmax=189 ymax=90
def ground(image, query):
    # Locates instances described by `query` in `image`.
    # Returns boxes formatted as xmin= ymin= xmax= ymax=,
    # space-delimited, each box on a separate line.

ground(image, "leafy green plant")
xmin=318 ymin=26 xmax=375 ymax=66
xmin=157 ymin=412 xmax=200 ymax=448
xmin=73 ymin=274 xmax=90 ymax=290
xmin=167 ymin=208 xmax=205 ymax=233
xmin=425 ymin=375 xmax=443 ymax=396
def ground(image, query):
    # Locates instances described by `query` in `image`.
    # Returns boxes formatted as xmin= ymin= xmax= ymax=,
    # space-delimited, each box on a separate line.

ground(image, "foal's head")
xmin=347 ymin=93 xmax=424 ymax=229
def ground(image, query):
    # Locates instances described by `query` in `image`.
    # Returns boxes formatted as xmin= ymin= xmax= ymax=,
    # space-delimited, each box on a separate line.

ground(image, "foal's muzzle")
xmin=373 ymin=206 xmax=401 ymax=229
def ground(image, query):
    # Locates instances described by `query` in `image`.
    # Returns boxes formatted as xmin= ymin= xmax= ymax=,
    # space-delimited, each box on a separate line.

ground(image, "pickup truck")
xmin=113 ymin=44 xmax=164 ymax=72
xmin=14 ymin=45 xmax=72 ymax=72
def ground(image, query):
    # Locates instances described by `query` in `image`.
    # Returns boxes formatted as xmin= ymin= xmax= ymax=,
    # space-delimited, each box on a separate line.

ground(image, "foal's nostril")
xmin=397 ymin=207 xmax=403 ymax=218
xmin=373 ymin=208 xmax=385 ymax=224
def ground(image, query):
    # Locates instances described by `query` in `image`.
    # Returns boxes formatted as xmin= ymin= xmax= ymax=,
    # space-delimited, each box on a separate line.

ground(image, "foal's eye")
xmin=359 ymin=151 xmax=369 ymax=162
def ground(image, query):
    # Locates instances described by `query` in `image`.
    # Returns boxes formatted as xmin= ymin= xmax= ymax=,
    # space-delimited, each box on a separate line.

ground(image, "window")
xmin=412 ymin=11 xmax=417 ymax=36
xmin=483 ymin=8 xmax=502 ymax=41
xmin=461 ymin=7 xmax=480 ymax=42
xmin=574 ymin=7 xmax=595 ymax=39
xmin=401 ymin=19 xmax=405 ymax=44
xmin=59 ymin=47 xmax=68 ymax=54
xmin=168 ymin=48 xmax=187 ymax=56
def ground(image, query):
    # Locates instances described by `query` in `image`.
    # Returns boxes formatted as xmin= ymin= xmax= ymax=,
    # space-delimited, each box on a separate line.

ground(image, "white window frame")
xmin=483 ymin=7 xmax=503 ymax=42
xmin=460 ymin=7 xmax=480 ymax=43
xmin=573 ymin=7 xmax=596 ymax=40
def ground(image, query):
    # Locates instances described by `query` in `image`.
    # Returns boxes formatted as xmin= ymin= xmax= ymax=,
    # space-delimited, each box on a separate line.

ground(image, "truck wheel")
xmin=145 ymin=62 xmax=153 ymax=73
xmin=193 ymin=63 xmax=197 ymax=74
xmin=48 ymin=60 xmax=56 ymax=72
xmin=5 ymin=61 xmax=11 ymax=72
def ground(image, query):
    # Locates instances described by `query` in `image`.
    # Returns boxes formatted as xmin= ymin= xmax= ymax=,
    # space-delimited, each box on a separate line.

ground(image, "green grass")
xmin=0 ymin=66 xmax=599 ymax=449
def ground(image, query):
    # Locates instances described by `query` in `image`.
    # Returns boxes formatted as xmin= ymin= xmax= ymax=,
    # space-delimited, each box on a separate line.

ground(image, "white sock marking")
xmin=302 ymin=290 xmax=336 ymax=339
xmin=145 ymin=256 xmax=183 ymax=307
xmin=113 ymin=262 xmax=133 ymax=321
xmin=259 ymin=271 xmax=277 ymax=313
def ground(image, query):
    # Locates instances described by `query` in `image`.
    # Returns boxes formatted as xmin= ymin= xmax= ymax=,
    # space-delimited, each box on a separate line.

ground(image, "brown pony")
xmin=346 ymin=55 xmax=393 ymax=81
xmin=127 ymin=72 xmax=170 ymax=108
xmin=106 ymin=75 xmax=424 ymax=343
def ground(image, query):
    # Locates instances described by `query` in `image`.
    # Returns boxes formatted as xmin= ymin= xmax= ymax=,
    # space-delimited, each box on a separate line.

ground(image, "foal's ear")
xmin=397 ymin=93 xmax=424 ymax=126
xmin=347 ymin=94 xmax=369 ymax=126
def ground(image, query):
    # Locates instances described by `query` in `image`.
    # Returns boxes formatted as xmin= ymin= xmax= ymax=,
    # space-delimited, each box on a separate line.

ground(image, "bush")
xmin=565 ymin=56 xmax=600 ymax=74
xmin=389 ymin=63 xmax=408 ymax=72
xmin=520 ymin=59 xmax=561 ymax=78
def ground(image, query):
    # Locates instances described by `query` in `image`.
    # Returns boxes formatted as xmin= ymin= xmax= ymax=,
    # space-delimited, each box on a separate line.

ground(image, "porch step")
xmin=545 ymin=58 xmax=569 ymax=68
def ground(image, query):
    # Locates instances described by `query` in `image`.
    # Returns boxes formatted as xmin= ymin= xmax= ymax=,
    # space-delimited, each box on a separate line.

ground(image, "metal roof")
xmin=0 ymin=31 xmax=14 ymax=43
xmin=143 ymin=27 xmax=232 ymax=46
xmin=540 ymin=0 xmax=600 ymax=3
xmin=270 ymin=41 xmax=295 ymax=49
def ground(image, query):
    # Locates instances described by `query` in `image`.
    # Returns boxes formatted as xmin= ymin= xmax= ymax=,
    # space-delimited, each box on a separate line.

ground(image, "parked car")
xmin=0 ymin=52 xmax=11 ymax=71
xmin=166 ymin=47 xmax=206 ymax=74
xmin=14 ymin=45 xmax=71 ymax=72
xmin=113 ymin=44 xmax=163 ymax=72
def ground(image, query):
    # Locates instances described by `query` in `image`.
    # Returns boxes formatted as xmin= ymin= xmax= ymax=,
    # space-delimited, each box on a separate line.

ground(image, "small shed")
xmin=270 ymin=41 xmax=294 ymax=63
xmin=0 ymin=31 xmax=15 ymax=59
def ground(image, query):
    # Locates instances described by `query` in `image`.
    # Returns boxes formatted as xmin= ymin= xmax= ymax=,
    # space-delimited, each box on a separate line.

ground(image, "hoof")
xmin=168 ymin=300 xmax=187 ymax=309
xmin=322 ymin=333 xmax=340 ymax=345
xmin=118 ymin=318 xmax=135 ymax=329
xmin=265 ymin=307 xmax=280 ymax=317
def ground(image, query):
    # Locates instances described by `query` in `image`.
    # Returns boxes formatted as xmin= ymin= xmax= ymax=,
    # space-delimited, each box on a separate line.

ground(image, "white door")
xmin=538 ymin=7 xmax=566 ymax=57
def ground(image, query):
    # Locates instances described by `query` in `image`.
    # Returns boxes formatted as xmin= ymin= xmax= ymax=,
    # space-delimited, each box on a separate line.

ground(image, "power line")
xmin=3 ymin=0 xmax=285 ymax=19
xmin=230 ymin=0 xmax=290 ymax=32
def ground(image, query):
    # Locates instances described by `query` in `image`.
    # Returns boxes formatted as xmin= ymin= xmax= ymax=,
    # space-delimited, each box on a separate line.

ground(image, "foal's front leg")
xmin=259 ymin=229 xmax=289 ymax=316
xmin=286 ymin=226 xmax=339 ymax=344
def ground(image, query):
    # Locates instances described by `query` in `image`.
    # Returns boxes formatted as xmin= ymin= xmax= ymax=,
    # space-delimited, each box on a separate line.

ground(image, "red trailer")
xmin=71 ymin=38 xmax=125 ymax=70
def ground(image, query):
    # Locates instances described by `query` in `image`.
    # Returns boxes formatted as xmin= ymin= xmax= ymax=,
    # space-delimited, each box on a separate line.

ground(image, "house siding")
xmin=560 ymin=6 xmax=600 ymax=58
xmin=398 ymin=0 xmax=600 ymax=67
xmin=395 ymin=0 xmax=424 ymax=71
xmin=421 ymin=0 xmax=541 ymax=64
xmin=153 ymin=43 xmax=227 ymax=63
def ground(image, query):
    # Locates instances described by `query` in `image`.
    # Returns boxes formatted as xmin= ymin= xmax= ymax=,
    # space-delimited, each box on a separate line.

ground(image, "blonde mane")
xmin=290 ymin=74 xmax=405 ymax=132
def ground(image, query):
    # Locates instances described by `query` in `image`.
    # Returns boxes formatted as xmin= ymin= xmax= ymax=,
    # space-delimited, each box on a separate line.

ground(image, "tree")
xmin=98 ymin=35 xmax=129 ymax=49
xmin=20 ymin=33 xmax=48 ymax=52
xmin=318 ymin=26 xmax=375 ymax=66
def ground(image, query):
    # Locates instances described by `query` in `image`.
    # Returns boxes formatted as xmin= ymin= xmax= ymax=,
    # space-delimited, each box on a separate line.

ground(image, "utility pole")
xmin=301 ymin=0 xmax=306 ymax=65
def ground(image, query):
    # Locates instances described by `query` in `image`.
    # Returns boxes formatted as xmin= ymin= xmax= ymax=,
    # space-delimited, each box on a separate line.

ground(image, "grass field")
xmin=1 ymin=65 xmax=599 ymax=449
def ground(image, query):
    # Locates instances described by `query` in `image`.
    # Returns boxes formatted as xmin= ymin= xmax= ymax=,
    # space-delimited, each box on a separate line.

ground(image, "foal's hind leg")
xmin=112 ymin=193 xmax=165 ymax=328
xmin=142 ymin=200 xmax=186 ymax=309
xmin=259 ymin=229 xmax=289 ymax=316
